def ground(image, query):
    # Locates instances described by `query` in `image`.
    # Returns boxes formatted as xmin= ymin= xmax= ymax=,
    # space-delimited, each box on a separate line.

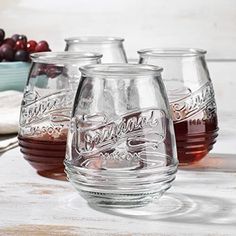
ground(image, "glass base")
xmin=64 ymin=159 xmax=178 ymax=208
xmin=79 ymin=191 xmax=164 ymax=208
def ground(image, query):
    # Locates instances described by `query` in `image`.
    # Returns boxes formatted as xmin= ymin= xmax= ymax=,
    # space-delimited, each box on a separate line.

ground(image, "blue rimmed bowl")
xmin=0 ymin=62 xmax=31 ymax=91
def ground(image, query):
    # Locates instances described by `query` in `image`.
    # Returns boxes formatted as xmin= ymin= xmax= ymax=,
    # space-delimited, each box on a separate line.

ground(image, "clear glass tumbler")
xmin=64 ymin=64 xmax=178 ymax=208
xmin=138 ymin=48 xmax=218 ymax=164
xmin=18 ymin=52 xmax=102 ymax=180
xmin=64 ymin=36 xmax=128 ymax=63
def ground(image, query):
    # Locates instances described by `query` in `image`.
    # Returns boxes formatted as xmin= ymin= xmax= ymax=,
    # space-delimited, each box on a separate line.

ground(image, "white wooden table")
xmin=0 ymin=112 xmax=236 ymax=236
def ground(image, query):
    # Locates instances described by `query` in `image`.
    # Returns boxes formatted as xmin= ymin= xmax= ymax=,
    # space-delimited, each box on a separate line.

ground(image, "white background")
xmin=1 ymin=0 xmax=236 ymax=59
xmin=0 ymin=0 xmax=235 ymax=112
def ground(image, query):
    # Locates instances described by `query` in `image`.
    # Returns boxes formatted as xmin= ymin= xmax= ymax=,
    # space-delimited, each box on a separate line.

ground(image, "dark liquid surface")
xmin=174 ymin=112 xmax=218 ymax=164
xmin=18 ymin=134 xmax=67 ymax=180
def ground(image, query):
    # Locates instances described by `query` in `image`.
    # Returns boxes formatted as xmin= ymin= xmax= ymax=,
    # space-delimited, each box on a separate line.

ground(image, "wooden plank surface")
xmin=0 ymin=147 xmax=236 ymax=236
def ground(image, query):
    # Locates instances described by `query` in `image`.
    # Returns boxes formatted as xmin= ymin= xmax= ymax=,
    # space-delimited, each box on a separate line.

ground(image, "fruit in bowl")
xmin=0 ymin=28 xmax=51 ymax=91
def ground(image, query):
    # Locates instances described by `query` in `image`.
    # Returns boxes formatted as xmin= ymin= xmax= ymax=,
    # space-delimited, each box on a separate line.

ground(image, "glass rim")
xmin=138 ymin=48 xmax=207 ymax=57
xmin=64 ymin=36 xmax=125 ymax=44
xmin=79 ymin=63 xmax=163 ymax=77
xmin=30 ymin=51 xmax=102 ymax=63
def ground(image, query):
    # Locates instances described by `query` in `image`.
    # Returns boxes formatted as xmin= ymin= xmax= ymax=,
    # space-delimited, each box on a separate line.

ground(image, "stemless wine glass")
xmin=138 ymin=48 xmax=218 ymax=164
xmin=64 ymin=36 xmax=128 ymax=63
xmin=64 ymin=64 xmax=178 ymax=208
xmin=18 ymin=52 xmax=102 ymax=180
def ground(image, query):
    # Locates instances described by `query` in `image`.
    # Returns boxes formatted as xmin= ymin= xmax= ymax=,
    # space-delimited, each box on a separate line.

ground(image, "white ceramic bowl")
xmin=0 ymin=62 xmax=31 ymax=91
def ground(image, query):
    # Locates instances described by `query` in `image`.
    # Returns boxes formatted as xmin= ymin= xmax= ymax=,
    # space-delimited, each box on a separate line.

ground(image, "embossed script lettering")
xmin=20 ymin=90 xmax=74 ymax=126
xmin=76 ymin=109 xmax=166 ymax=155
xmin=170 ymin=82 xmax=216 ymax=122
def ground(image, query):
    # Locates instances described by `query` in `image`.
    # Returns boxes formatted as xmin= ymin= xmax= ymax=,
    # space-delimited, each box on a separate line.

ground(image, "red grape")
xmin=0 ymin=29 xmax=52 ymax=62
xmin=27 ymin=40 xmax=37 ymax=53
xmin=11 ymin=34 xmax=20 ymax=42
xmin=3 ymin=38 xmax=15 ymax=48
xmin=14 ymin=50 xmax=29 ymax=62
xmin=35 ymin=40 xmax=49 ymax=52
xmin=15 ymin=40 xmax=26 ymax=50
xmin=45 ymin=64 xmax=63 ymax=78
xmin=18 ymin=35 xmax=27 ymax=43
xmin=0 ymin=29 xmax=5 ymax=42
xmin=0 ymin=44 xmax=14 ymax=61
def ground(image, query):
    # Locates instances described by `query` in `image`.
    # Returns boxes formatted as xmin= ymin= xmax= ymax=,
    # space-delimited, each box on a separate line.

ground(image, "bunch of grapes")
xmin=0 ymin=29 xmax=51 ymax=62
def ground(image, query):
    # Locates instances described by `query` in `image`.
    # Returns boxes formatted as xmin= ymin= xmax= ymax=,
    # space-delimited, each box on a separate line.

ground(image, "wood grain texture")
xmin=0 ymin=225 xmax=137 ymax=236
xmin=0 ymin=144 xmax=236 ymax=235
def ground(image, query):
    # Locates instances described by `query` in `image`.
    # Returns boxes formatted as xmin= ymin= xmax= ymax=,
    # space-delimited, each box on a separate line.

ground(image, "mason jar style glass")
xmin=64 ymin=36 xmax=128 ymax=63
xmin=138 ymin=48 xmax=218 ymax=164
xmin=64 ymin=64 xmax=178 ymax=208
xmin=18 ymin=52 xmax=102 ymax=179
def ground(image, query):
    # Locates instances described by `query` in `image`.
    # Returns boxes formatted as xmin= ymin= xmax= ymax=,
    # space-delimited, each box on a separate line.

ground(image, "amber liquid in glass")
xmin=18 ymin=134 xmax=67 ymax=180
xmin=174 ymin=111 xmax=218 ymax=164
